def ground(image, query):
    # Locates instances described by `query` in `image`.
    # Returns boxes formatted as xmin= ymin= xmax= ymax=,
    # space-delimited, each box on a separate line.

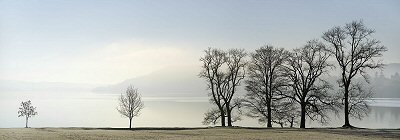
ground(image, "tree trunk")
xmin=25 ymin=117 xmax=28 ymax=128
xmin=220 ymin=109 xmax=226 ymax=127
xmin=290 ymin=117 xmax=294 ymax=128
xmin=300 ymin=103 xmax=306 ymax=128
xmin=129 ymin=118 xmax=132 ymax=129
xmin=343 ymin=84 xmax=351 ymax=127
xmin=226 ymin=104 xmax=232 ymax=126
xmin=267 ymin=103 xmax=272 ymax=127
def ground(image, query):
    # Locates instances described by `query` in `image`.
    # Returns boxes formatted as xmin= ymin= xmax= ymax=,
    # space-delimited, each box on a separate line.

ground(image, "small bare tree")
xmin=18 ymin=100 xmax=38 ymax=128
xmin=117 ymin=86 xmax=144 ymax=129
xmin=322 ymin=20 xmax=387 ymax=127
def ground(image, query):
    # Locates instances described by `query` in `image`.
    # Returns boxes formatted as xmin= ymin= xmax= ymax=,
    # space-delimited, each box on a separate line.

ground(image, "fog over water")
xmin=1 ymin=64 xmax=399 ymax=128
xmin=1 ymin=92 xmax=399 ymax=128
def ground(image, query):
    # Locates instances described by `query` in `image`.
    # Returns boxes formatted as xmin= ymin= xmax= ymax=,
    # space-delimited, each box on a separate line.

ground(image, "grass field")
xmin=0 ymin=127 xmax=399 ymax=140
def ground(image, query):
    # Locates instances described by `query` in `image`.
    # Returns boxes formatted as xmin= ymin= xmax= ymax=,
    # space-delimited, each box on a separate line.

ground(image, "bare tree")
xmin=117 ymin=86 xmax=144 ymax=129
xmin=224 ymin=49 xmax=247 ymax=126
xmin=322 ymin=20 xmax=387 ymax=127
xmin=18 ymin=100 xmax=38 ymax=128
xmin=283 ymin=40 xmax=337 ymax=128
xmin=199 ymin=48 xmax=246 ymax=127
xmin=199 ymin=48 xmax=228 ymax=126
xmin=243 ymin=45 xmax=288 ymax=127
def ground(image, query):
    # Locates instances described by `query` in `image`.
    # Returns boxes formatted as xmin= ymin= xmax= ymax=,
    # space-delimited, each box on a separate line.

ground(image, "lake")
xmin=0 ymin=92 xmax=399 ymax=128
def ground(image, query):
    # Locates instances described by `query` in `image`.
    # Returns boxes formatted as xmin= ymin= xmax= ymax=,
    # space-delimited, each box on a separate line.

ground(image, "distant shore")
xmin=1 ymin=127 xmax=399 ymax=140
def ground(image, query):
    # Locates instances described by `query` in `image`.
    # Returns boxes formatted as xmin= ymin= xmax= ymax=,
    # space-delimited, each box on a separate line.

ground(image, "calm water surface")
xmin=0 ymin=92 xmax=399 ymax=128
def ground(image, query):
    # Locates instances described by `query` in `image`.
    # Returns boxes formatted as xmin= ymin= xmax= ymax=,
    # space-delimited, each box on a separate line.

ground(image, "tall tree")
xmin=322 ymin=20 xmax=387 ymax=127
xmin=117 ymin=86 xmax=144 ymax=129
xmin=199 ymin=48 xmax=228 ymax=126
xmin=224 ymin=49 xmax=247 ymax=126
xmin=284 ymin=40 xmax=336 ymax=128
xmin=18 ymin=100 xmax=38 ymax=128
xmin=243 ymin=46 xmax=288 ymax=127
xmin=199 ymin=48 xmax=246 ymax=127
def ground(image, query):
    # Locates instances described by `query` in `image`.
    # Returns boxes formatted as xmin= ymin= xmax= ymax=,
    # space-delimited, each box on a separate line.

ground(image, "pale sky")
xmin=1 ymin=0 xmax=399 ymax=85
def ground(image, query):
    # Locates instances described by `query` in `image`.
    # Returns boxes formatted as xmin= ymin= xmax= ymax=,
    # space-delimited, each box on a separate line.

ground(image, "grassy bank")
xmin=0 ymin=127 xmax=399 ymax=140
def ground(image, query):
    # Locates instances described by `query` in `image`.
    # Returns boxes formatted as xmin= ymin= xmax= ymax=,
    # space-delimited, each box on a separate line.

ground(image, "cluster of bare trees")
xmin=200 ymin=20 xmax=387 ymax=128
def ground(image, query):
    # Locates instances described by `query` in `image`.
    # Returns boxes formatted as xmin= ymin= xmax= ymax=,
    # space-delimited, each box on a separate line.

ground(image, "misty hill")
xmin=365 ymin=63 xmax=400 ymax=98
xmin=1 ymin=63 xmax=398 ymax=98
xmin=371 ymin=72 xmax=400 ymax=98
xmin=93 ymin=65 xmax=207 ymax=97
xmin=94 ymin=63 xmax=400 ymax=98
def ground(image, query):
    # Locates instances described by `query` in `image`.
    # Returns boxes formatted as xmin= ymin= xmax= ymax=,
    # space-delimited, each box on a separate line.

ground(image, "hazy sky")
xmin=1 ymin=0 xmax=399 ymax=85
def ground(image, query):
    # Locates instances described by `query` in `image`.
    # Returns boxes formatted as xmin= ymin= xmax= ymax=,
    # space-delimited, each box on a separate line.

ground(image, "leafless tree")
xmin=18 ymin=100 xmax=38 ymax=128
xmin=117 ymin=86 xmax=144 ymax=129
xmin=224 ymin=49 xmax=247 ymax=126
xmin=283 ymin=40 xmax=338 ymax=128
xmin=322 ymin=20 xmax=387 ymax=127
xmin=243 ymin=45 xmax=288 ymax=127
xmin=199 ymin=48 xmax=246 ymax=127
xmin=199 ymin=48 xmax=228 ymax=126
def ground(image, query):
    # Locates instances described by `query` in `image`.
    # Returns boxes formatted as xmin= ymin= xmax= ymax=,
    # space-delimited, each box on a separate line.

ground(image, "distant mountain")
xmin=93 ymin=65 xmax=207 ymax=97
xmin=94 ymin=63 xmax=400 ymax=98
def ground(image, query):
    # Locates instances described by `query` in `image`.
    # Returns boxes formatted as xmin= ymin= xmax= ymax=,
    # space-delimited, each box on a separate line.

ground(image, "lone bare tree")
xmin=117 ymin=86 xmax=144 ymax=129
xmin=199 ymin=48 xmax=246 ymax=127
xmin=283 ymin=40 xmax=337 ymax=128
xmin=18 ymin=100 xmax=38 ymax=128
xmin=243 ymin=45 xmax=288 ymax=127
xmin=322 ymin=20 xmax=387 ymax=127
